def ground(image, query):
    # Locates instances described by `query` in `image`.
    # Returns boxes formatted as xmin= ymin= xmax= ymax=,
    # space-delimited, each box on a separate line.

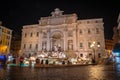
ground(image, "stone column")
xmin=73 ymin=28 xmax=77 ymax=51
xmin=76 ymin=25 xmax=78 ymax=51
xmin=38 ymin=30 xmax=42 ymax=51
xmin=63 ymin=28 xmax=67 ymax=51
xmin=61 ymin=38 xmax=64 ymax=51
xmin=47 ymin=29 xmax=50 ymax=51
xmin=50 ymin=38 xmax=52 ymax=51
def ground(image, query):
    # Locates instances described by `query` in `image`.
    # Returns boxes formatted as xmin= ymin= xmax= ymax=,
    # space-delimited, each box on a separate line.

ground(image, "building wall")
xmin=113 ymin=13 xmax=120 ymax=45
xmin=21 ymin=8 xmax=105 ymax=60
xmin=117 ymin=13 xmax=120 ymax=29
xmin=77 ymin=19 xmax=105 ymax=58
xmin=105 ymin=39 xmax=114 ymax=56
xmin=0 ymin=23 xmax=12 ymax=54
xmin=117 ymin=13 xmax=120 ymax=43
xmin=112 ymin=13 xmax=120 ymax=59
xmin=10 ymin=34 xmax=21 ymax=55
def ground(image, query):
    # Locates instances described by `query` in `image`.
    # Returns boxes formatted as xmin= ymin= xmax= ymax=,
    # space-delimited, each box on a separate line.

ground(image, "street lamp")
xmin=90 ymin=41 xmax=100 ymax=64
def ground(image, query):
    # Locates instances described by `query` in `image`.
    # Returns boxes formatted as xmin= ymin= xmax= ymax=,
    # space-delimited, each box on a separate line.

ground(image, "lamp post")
xmin=90 ymin=41 xmax=100 ymax=64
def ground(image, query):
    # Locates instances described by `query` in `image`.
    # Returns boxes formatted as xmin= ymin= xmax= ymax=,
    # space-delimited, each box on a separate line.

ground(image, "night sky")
xmin=0 ymin=0 xmax=119 ymax=39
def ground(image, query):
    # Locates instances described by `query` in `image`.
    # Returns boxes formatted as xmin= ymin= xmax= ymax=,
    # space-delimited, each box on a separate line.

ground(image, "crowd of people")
xmin=0 ymin=51 xmax=70 ymax=67
xmin=0 ymin=51 xmax=116 ymax=67
xmin=0 ymin=54 xmax=7 ymax=67
xmin=0 ymin=53 xmax=25 ymax=67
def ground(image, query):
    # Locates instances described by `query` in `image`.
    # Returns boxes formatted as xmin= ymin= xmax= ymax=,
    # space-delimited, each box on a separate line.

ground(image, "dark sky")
xmin=0 ymin=0 xmax=119 ymax=39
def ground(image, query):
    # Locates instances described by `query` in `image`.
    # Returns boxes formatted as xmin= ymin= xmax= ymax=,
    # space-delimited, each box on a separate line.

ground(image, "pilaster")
xmin=47 ymin=28 xmax=50 ymax=51
xmin=63 ymin=28 xmax=67 ymax=51
xmin=38 ymin=30 xmax=42 ymax=51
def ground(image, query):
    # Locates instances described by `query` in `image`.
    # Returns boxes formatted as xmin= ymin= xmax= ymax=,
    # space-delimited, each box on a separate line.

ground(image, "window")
xmin=36 ymin=32 xmax=39 ymax=37
xmin=7 ymin=42 xmax=9 ymax=45
xmin=97 ymin=42 xmax=100 ymax=45
xmin=7 ymin=31 xmax=10 ymax=34
xmin=87 ymin=21 xmax=89 ymax=23
xmin=1 ymin=28 xmax=3 ymax=32
xmin=95 ymin=21 xmax=98 ymax=23
xmin=29 ymin=44 xmax=32 ymax=49
xmin=23 ymin=44 xmax=26 ymax=49
xmin=35 ymin=44 xmax=38 ymax=49
xmin=88 ymin=42 xmax=91 ymax=48
xmin=89 ymin=53 xmax=92 ymax=57
xmin=89 ymin=53 xmax=92 ymax=56
xmin=98 ymin=53 xmax=101 ymax=58
xmin=6 ymin=36 xmax=10 ymax=39
xmin=30 ymin=33 xmax=33 ymax=37
xmin=68 ymin=40 xmax=73 ymax=50
xmin=25 ymin=33 xmax=27 ymax=37
xmin=97 ymin=42 xmax=100 ymax=47
xmin=88 ymin=29 xmax=91 ymax=34
xmin=80 ymin=43 xmax=83 ymax=48
xmin=96 ymin=28 xmax=99 ymax=34
xmin=0 ymin=40 xmax=2 ymax=44
xmin=0 ymin=28 xmax=1 ymax=35
xmin=79 ymin=29 xmax=82 ymax=34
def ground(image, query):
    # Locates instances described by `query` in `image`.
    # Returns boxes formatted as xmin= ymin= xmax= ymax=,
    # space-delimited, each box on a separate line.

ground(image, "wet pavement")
xmin=0 ymin=64 xmax=120 ymax=80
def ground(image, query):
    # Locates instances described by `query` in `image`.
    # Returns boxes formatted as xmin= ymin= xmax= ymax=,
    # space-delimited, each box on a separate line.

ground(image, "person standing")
xmin=19 ymin=56 xmax=24 ymax=67
xmin=45 ymin=59 xmax=49 ymax=64
xmin=2 ymin=54 xmax=7 ymax=67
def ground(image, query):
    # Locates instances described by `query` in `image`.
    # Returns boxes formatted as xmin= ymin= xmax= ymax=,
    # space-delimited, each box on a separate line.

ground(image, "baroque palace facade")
xmin=113 ymin=13 xmax=120 ymax=44
xmin=0 ymin=21 xmax=12 ymax=54
xmin=21 ymin=8 xmax=105 ymax=60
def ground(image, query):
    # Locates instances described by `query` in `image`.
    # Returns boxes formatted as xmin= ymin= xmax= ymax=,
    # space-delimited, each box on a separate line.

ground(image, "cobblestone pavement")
xmin=0 ymin=64 xmax=119 ymax=80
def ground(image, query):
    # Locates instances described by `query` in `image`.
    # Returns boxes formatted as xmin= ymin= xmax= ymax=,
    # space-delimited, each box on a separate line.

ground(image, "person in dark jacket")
xmin=19 ymin=56 xmax=24 ymax=67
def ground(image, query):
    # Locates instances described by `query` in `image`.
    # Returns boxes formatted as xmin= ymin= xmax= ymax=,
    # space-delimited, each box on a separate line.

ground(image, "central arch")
xmin=50 ymin=31 xmax=64 ymax=52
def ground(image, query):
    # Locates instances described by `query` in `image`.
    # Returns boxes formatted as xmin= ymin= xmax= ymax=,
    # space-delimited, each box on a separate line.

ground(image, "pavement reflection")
xmin=0 ymin=65 xmax=119 ymax=80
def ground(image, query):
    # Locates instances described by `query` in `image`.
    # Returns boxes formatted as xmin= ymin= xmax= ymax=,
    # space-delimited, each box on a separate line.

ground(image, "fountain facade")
xmin=21 ymin=8 xmax=105 ymax=62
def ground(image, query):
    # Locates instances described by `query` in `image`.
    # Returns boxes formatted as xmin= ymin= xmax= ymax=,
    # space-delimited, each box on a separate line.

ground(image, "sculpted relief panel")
xmin=49 ymin=18 xmax=65 ymax=25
